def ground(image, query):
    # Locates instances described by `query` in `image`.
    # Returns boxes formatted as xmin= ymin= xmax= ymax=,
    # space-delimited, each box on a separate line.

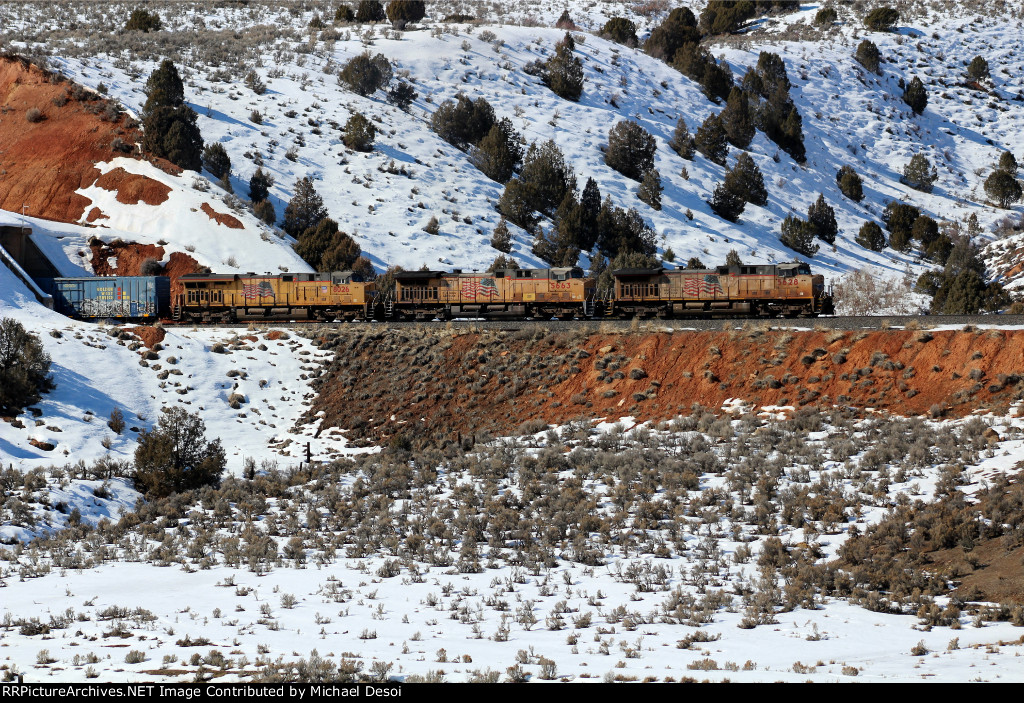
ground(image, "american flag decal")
xmin=683 ymin=275 xmax=721 ymax=297
xmin=243 ymin=281 xmax=276 ymax=300
xmin=461 ymin=278 xmax=498 ymax=298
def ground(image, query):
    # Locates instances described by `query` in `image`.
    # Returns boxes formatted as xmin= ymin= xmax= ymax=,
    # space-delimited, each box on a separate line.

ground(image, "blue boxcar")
xmin=41 ymin=276 xmax=169 ymax=320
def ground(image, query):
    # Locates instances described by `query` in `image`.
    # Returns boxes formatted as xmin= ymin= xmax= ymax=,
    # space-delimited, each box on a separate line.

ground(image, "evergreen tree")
xmin=984 ymin=170 xmax=1022 ymax=208
xmin=134 ymin=407 xmax=226 ymax=499
xmin=488 ymin=254 xmax=520 ymax=273
xmin=863 ymin=7 xmax=899 ymax=32
xmin=779 ymin=214 xmax=819 ymax=256
xmin=605 ymin=120 xmax=656 ymax=181
xmin=699 ymin=0 xmax=756 ymax=36
xmin=725 ymin=249 xmax=743 ymax=267
xmin=387 ymin=81 xmax=417 ymax=110
xmin=249 ymin=168 xmax=274 ymax=204
xmin=254 ymin=199 xmax=276 ymax=225
xmin=836 ymin=165 xmax=864 ymax=202
xmin=911 ymin=214 xmax=939 ymax=247
xmin=644 ymin=7 xmax=699 ymax=62
xmin=669 ymin=117 xmax=696 ymax=160
xmin=490 ymin=218 xmax=513 ymax=253
xmin=498 ymin=178 xmax=538 ymax=231
xmin=0 ymin=318 xmax=53 ymax=414
xmin=721 ymin=87 xmax=755 ymax=149
xmin=142 ymin=60 xmax=203 ymax=171
xmin=553 ymin=191 xmax=586 ymax=250
xmin=555 ymin=10 xmax=575 ymax=30
xmin=966 ymin=55 xmax=990 ymax=82
xmin=343 ymin=112 xmax=377 ymax=151
xmin=903 ymin=76 xmax=927 ymax=115
xmin=546 ymin=34 xmax=584 ymax=101
xmin=685 ymin=257 xmax=706 ymax=269
xmin=883 ymin=201 xmax=921 ymax=251
xmin=356 ymin=0 xmax=386 ymax=22
xmin=531 ymin=227 xmax=558 ymax=265
xmin=755 ymin=51 xmax=791 ymax=96
xmin=385 ymin=0 xmax=425 ymax=24
xmin=202 ymin=142 xmax=231 ymax=180
xmin=901 ymin=153 xmax=937 ymax=192
xmin=578 ymin=177 xmax=602 ymax=252
xmin=336 ymin=5 xmax=355 ymax=22
xmin=855 ymin=39 xmax=882 ymax=74
xmin=855 ymin=221 xmax=886 ymax=252
xmin=338 ymin=52 xmax=392 ymax=96
xmin=695 ymin=113 xmax=729 ymax=166
xmin=294 ymin=218 xmax=361 ymax=271
xmin=124 ymin=6 xmax=162 ymax=32
xmin=708 ymin=182 xmax=745 ymax=222
xmin=723 ymin=152 xmax=767 ymax=206
xmin=430 ymin=94 xmax=495 ymax=151
xmin=998 ymin=150 xmax=1018 ymax=176
xmin=282 ymin=177 xmax=328 ymax=237
xmin=596 ymin=200 xmax=657 ymax=260
xmin=928 ymin=235 xmax=1008 ymax=314
xmin=519 ymin=140 xmax=576 ymax=216
xmin=637 ymin=169 xmax=663 ymax=210
xmin=470 ymin=118 xmax=523 ymax=183
xmin=807 ymin=194 xmax=838 ymax=244
xmin=601 ymin=17 xmax=638 ymax=46
xmin=143 ymin=59 xmax=184 ymax=114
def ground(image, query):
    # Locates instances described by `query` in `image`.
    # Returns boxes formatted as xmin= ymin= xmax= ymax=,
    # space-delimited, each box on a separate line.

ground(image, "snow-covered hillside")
xmin=2 ymin=0 xmax=1020 ymax=288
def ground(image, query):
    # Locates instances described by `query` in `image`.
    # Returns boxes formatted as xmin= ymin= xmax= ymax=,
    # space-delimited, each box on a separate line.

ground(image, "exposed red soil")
xmin=89 ymin=240 xmax=201 ymax=299
xmin=200 ymin=202 xmax=243 ymax=229
xmin=0 ymin=55 xmax=181 ymax=224
xmin=311 ymin=327 xmax=1024 ymax=447
xmin=131 ymin=325 xmax=166 ymax=350
xmin=85 ymin=207 xmax=108 ymax=223
xmin=94 ymin=166 xmax=171 ymax=206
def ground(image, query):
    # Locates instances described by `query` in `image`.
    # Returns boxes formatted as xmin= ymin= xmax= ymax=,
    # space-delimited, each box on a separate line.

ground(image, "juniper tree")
xmin=721 ymin=87 xmax=755 ymax=149
xmin=430 ymin=94 xmax=495 ymax=151
xmin=902 ymin=153 xmax=937 ymax=192
xmin=855 ymin=40 xmax=881 ymax=74
xmin=124 ymin=6 xmax=162 ymax=32
xmin=669 ymin=117 xmax=696 ymax=160
xmin=490 ymin=219 xmax=513 ymax=253
xmin=855 ymin=221 xmax=886 ymax=252
xmin=546 ymin=34 xmax=584 ymax=101
xmin=142 ymin=60 xmax=203 ymax=171
xmin=249 ymin=168 xmax=274 ymax=204
xmin=883 ymin=201 xmax=921 ymax=250
xmin=601 ymin=17 xmax=638 ymax=46
xmin=644 ymin=7 xmax=699 ymax=61
xmin=134 ymin=407 xmax=226 ymax=499
xmin=984 ymin=170 xmax=1022 ymax=208
xmin=863 ymin=7 xmax=899 ymax=32
xmin=637 ymin=169 xmax=663 ymax=210
xmin=708 ymin=182 xmax=745 ymax=222
xmin=723 ymin=153 xmax=767 ymax=206
xmin=338 ymin=52 xmax=392 ymax=96
xmin=998 ymin=151 xmax=1018 ymax=176
xmin=202 ymin=143 xmax=231 ymax=180
xmin=726 ymin=249 xmax=743 ymax=266
xmin=0 ymin=318 xmax=53 ymax=414
xmin=471 ymin=118 xmax=523 ymax=183
xmin=966 ymin=56 xmax=990 ymax=81
xmin=836 ymin=165 xmax=864 ymax=202
xmin=519 ymin=140 xmax=576 ymax=216
xmin=356 ymin=0 xmax=386 ymax=23
xmin=780 ymin=215 xmax=819 ymax=257
xmin=283 ymin=177 xmax=328 ymax=237
xmin=385 ymin=0 xmax=425 ymax=25
xmin=699 ymin=0 xmax=756 ymax=36
xmin=695 ymin=114 xmax=729 ymax=166
xmin=343 ymin=112 xmax=377 ymax=151
xmin=807 ymin=194 xmax=838 ymax=244
xmin=911 ymin=214 xmax=939 ymax=247
xmin=903 ymin=76 xmax=927 ymax=115
xmin=605 ymin=120 xmax=656 ymax=181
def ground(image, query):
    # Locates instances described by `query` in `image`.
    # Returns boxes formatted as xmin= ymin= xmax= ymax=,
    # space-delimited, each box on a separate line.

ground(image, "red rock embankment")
xmin=310 ymin=326 xmax=1024 ymax=446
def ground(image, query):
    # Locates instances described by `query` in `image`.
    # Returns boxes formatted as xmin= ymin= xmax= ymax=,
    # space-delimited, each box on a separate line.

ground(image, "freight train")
xmin=40 ymin=261 xmax=834 ymax=323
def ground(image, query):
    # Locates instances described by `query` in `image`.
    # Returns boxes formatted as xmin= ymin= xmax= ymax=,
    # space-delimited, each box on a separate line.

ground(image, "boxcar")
xmin=174 ymin=271 xmax=375 ymax=323
xmin=611 ymin=262 xmax=833 ymax=318
xmin=41 ymin=276 xmax=169 ymax=320
xmin=388 ymin=266 xmax=595 ymax=320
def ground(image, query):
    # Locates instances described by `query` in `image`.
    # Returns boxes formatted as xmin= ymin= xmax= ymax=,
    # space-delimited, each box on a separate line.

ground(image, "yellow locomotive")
xmin=173 ymin=270 xmax=376 ymax=323
xmin=610 ymin=262 xmax=833 ymax=318
xmin=386 ymin=266 xmax=596 ymax=320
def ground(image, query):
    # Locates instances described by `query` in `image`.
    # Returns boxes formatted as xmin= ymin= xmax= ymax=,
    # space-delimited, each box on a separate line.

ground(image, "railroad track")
xmin=167 ymin=314 xmax=1024 ymax=333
